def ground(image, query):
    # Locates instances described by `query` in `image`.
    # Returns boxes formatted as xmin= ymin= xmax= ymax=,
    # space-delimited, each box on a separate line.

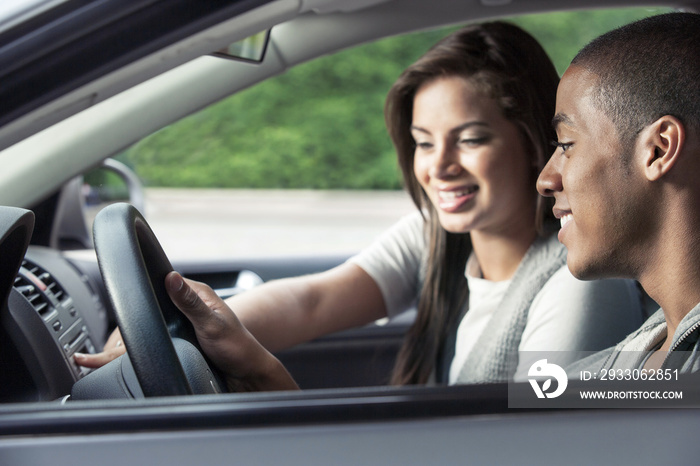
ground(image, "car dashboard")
xmin=1 ymin=245 xmax=109 ymax=402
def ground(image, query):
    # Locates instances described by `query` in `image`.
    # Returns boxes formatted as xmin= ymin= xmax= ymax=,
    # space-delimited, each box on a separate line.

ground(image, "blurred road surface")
xmin=143 ymin=188 xmax=415 ymax=261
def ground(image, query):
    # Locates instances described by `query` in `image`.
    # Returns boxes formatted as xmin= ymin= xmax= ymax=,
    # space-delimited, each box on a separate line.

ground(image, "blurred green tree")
xmin=120 ymin=7 xmax=671 ymax=190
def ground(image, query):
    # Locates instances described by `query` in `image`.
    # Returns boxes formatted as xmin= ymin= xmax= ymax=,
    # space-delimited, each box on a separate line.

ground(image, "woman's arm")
xmin=230 ymin=262 xmax=388 ymax=353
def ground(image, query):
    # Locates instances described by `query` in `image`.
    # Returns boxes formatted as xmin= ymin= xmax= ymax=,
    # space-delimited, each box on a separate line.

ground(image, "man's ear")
xmin=641 ymin=115 xmax=685 ymax=182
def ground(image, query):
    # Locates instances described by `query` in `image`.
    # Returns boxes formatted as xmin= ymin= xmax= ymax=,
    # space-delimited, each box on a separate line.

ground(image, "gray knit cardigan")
xmin=453 ymin=233 xmax=567 ymax=383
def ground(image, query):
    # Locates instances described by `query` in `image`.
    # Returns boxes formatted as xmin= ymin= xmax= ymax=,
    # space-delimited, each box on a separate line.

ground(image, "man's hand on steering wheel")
xmin=163 ymin=271 xmax=298 ymax=392
xmin=76 ymin=271 xmax=298 ymax=392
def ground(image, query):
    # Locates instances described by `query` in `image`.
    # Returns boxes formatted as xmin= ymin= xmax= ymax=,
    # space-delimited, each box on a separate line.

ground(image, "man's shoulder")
xmin=565 ymin=308 xmax=667 ymax=375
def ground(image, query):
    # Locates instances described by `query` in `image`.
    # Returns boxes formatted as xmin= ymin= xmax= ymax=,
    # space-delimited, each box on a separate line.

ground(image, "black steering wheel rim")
xmin=93 ymin=202 xmax=198 ymax=397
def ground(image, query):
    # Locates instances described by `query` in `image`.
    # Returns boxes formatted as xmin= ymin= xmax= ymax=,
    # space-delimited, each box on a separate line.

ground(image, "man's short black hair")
xmin=572 ymin=12 xmax=700 ymax=145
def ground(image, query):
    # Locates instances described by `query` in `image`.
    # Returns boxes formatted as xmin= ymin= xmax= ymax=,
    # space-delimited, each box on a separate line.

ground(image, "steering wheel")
xmin=92 ymin=202 xmax=222 ymax=397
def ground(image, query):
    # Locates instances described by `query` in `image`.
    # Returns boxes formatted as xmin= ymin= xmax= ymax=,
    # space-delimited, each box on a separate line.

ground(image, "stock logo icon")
xmin=528 ymin=359 xmax=568 ymax=399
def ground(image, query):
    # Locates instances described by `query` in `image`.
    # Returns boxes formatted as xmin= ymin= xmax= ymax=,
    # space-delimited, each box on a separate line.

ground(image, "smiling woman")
xmin=410 ymin=77 xmax=535 ymax=238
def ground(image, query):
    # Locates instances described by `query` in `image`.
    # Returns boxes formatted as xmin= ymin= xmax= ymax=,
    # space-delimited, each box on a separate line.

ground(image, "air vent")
xmin=21 ymin=259 xmax=66 ymax=302
xmin=13 ymin=274 xmax=51 ymax=317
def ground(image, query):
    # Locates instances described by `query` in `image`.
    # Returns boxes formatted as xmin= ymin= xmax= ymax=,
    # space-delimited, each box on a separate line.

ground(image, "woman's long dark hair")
xmin=385 ymin=22 xmax=559 ymax=385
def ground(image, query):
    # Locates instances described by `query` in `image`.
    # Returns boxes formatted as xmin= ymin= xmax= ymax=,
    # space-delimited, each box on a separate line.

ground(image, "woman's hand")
xmin=73 ymin=327 xmax=125 ymax=368
xmin=164 ymin=271 xmax=298 ymax=392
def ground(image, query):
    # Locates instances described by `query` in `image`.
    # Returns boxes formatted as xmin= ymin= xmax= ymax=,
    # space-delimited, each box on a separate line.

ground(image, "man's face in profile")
xmin=537 ymin=65 xmax=651 ymax=281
